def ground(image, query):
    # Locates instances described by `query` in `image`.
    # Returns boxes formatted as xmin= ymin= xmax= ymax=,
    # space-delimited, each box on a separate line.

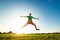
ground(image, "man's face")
xmin=29 ymin=13 xmax=31 ymax=16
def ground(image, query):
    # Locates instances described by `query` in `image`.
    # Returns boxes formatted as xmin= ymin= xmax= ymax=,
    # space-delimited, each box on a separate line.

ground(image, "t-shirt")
xmin=27 ymin=16 xmax=33 ymax=20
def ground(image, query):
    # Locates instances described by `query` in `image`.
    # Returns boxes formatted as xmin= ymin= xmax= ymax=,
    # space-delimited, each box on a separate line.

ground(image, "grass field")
xmin=0 ymin=33 xmax=60 ymax=40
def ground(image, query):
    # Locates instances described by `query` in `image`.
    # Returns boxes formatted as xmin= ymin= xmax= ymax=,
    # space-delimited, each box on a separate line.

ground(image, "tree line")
xmin=0 ymin=31 xmax=14 ymax=34
xmin=0 ymin=31 xmax=60 ymax=34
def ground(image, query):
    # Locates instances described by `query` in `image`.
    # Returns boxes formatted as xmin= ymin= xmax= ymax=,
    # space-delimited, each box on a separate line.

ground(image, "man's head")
xmin=29 ymin=13 xmax=32 ymax=16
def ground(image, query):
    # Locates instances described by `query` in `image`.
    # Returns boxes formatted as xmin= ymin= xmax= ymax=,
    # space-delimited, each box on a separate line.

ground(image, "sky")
xmin=0 ymin=0 xmax=60 ymax=33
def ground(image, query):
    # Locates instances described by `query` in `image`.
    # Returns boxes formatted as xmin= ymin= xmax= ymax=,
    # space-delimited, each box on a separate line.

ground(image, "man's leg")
xmin=20 ymin=23 xmax=28 ymax=28
xmin=31 ymin=23 xmax=40 ymax=30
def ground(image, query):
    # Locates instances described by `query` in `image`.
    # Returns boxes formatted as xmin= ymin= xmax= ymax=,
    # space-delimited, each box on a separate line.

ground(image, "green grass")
xmin=0 ymin=33 xmax=60 ymax=40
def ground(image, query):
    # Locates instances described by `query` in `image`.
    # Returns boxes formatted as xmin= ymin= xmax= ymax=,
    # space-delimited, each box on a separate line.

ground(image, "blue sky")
xmin=0 ymin=0 xmax=60 ymax=33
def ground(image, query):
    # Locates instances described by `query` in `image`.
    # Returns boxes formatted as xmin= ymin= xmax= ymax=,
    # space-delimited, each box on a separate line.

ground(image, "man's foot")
xmin=36 ymin=29 xmax=40 ymax=30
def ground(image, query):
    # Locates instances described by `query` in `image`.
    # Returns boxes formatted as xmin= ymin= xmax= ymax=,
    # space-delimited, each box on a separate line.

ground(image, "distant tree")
xmin=8 ymin=31 xmax=13 ymax=33
xmin=0 ymin=32 xmax=2 ymax=34
xmin=3 ymin=32 xmax=6 ymax=34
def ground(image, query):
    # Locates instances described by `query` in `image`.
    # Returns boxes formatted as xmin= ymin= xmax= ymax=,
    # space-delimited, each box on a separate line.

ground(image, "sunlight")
xmin=1 ymin=4 xmax=40 ymax=34
xmin=8 ymin=5 xmax=40 ymax=34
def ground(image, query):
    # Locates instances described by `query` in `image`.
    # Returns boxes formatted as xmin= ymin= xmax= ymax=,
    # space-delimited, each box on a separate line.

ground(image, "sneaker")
xmin=36 ymin=29 xmax=40 ymax=30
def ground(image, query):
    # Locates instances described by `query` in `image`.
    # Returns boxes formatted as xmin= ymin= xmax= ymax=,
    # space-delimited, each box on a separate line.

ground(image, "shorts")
xmin=27 ymin=20 xmax=34 ymax=24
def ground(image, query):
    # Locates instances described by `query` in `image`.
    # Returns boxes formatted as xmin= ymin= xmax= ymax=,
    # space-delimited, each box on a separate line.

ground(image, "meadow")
xmin=0 ymin=33 xmax=60 ymax=40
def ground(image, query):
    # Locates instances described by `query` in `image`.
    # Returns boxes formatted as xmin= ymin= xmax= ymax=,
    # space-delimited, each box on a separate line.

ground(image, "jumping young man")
xmin=20 ymin=13 xmax=40 ymax=30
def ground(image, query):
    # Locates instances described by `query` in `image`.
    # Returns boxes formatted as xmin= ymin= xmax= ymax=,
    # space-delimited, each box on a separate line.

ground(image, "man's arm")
xmin=20 ymin=16 xmax=27 ymax=17
xmin=33 ymin=17 xmax=39 ymax=20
